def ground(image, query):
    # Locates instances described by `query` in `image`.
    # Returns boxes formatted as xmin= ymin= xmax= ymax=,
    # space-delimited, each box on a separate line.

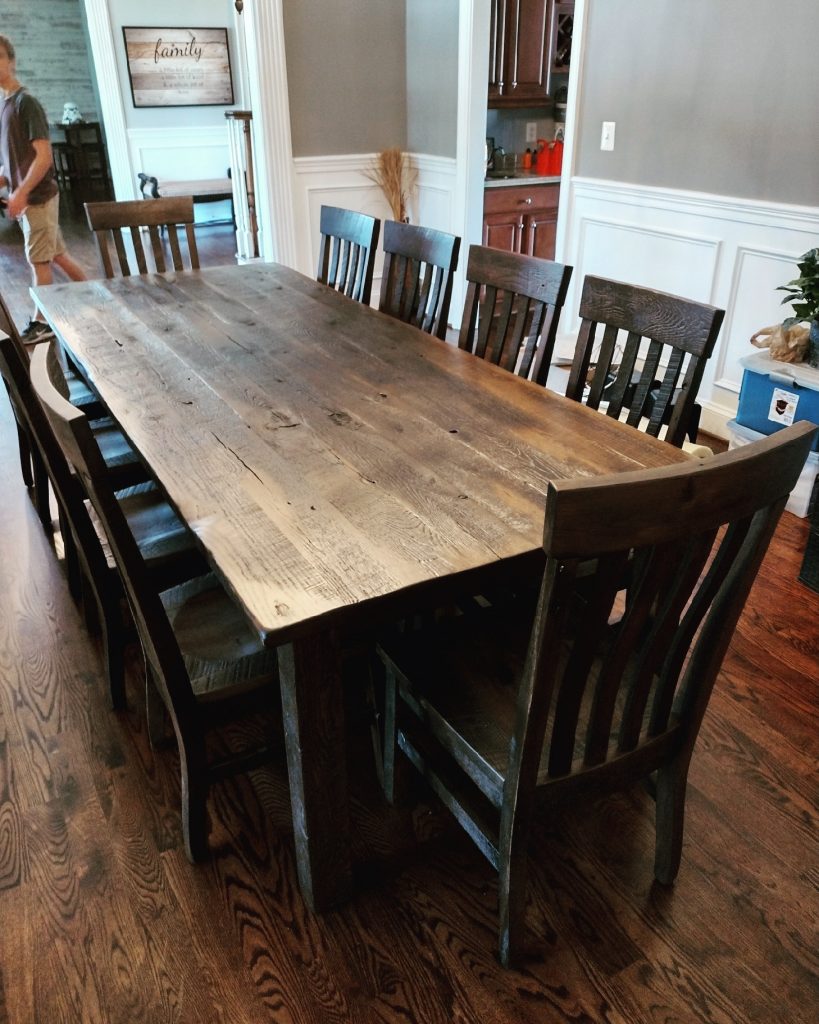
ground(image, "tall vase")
xmin=809 ymin=320 xmax=819 ymax=369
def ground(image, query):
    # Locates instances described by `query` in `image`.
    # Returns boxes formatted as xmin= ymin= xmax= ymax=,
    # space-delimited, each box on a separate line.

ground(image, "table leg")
xmin=277 ymin=632 xmax=352 ymax=911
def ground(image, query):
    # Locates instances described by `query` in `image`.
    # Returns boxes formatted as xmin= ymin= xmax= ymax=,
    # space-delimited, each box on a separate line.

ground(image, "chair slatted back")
xmin=317 ymin=205 xmax=381 ymax=305
xmin=512 ymin=423 xmax=815 ymax=813
xmin=85 ymin=197 xmax=200 ymax=278
xmin=378 ymin=221 xmax=461 ymax=340
xmin=0 ymin=331 xmax=117 ymax=608
xmin=565 ymin=276 xmax=724 ymax=447
xmin=29 ymin=343 xmax=196 ymax=721
xmin=458 ymin=245 xmax=572 ymax=385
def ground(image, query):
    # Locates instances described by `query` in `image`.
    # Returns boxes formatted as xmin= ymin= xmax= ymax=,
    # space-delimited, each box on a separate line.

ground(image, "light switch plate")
xmin=600 ymin=121 xmax=615 ymax=151
xmin=525 ymin=122 xmax=537 ymax=143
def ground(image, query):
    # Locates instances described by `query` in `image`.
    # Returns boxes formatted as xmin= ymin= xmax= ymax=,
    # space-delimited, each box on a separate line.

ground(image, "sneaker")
xmin=20 ymin=319 xmax=55 ymax=345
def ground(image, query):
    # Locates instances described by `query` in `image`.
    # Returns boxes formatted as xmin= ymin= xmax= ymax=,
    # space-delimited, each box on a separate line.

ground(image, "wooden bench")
xmin=138 ymin=173 xmax=234 ymax=224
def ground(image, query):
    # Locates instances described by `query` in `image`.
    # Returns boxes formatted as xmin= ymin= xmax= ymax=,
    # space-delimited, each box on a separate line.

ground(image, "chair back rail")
xmin=378 ymin=221 xmax=460 ymax=340
xmin=565 ymin=276 xmax=724 ymax=447
xmin=85 ymin=197 xmax=200 ymax=278
xmin=458 ymin=245 xmax=572 ymax=385
xmin=317 ymin=205 xmax=381 ymax=306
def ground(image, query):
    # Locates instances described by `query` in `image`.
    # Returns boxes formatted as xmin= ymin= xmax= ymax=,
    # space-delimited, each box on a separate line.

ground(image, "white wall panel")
xmin=560 ymin=178 xmax=819 ymax=438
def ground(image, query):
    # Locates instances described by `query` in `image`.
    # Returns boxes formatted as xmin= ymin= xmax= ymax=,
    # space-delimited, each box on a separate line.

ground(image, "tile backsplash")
xmin=486 ymin=108 xmax=562 ymax=163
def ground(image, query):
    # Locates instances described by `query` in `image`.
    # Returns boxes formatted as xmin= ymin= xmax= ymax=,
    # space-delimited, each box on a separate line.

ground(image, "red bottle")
xmin=550 ymin=139 xmax=564 ymax=175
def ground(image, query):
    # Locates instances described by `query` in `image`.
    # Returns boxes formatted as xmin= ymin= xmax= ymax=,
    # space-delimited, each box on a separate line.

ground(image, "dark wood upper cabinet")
xmin=488 ymin=0 xmax=551 ymax=108
xmin=549 ymin=1 xmax=574 ymax=75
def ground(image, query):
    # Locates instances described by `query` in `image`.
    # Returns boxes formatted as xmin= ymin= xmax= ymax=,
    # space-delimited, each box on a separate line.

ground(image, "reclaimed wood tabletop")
xmin=33 ymin=262 xmax=688 ymax=912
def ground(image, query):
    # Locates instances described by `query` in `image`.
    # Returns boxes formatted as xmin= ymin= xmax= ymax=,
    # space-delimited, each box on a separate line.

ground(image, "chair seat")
xmin=161 ymin=573 xmax=278 ymax=699
xmin=87 ymin=481 xmax=208 ymax=592
xmin=378 ymin=602 xmax=537 ymax=805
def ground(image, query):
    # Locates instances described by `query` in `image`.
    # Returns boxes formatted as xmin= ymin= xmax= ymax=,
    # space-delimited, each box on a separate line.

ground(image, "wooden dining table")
xmin=32 ymin=262 xmax=688 ymax=912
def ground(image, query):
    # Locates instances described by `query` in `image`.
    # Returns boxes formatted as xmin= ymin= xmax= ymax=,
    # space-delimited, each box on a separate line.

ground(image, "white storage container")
xmin=726 ymin=418 xmax=819 ymax=518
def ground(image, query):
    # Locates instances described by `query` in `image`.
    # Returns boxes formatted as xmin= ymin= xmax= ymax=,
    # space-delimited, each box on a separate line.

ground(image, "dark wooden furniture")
xmin=378 ymin=220 xmax=461 ymax=339
xmin=565 ymin=276 xmax=725 ymax=448
xmin=51 ymin=121 xmax=112 ymax=205
xmin=1 ymin=333 xmax=205 ymax=706
xmin=138 ymin=172 xmax=235 ymax=226
xmin=483 ymin=183 xmax=560 ymax=261
xmin=30 ymin=342 xmax=278 ymax=861
xmin=489 ymin=0 xmax=552 ymax=107
xmin=0 ymin=292 xmax=37 ymax=495
xmin=84 ymin=197 xmax=200 ymax=278
xmin=458 ymin=244 xmax=572 ymax=385
xmin=377 ymin=422 xmax=816 ymax=965
xmin=316 ymin=205 xmax=381 ymax=306
xmin=32 ymin=262 xmax=689 ymax=912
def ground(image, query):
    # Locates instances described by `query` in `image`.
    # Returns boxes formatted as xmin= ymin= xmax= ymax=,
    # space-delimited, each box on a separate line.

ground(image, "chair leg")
xmin=179 ymin=740 xmax=210 ymax=863
xmin=31 ymin=448 xmax=53 ymax=533
xmin=498 ymin=819 xmax=533 ymax=968
xmin=99 ymin=600 xmax=126 ymax=711
xmin=653 ymin=755 xmax=691 ymax=885
xmin=15 ymin=422 xmax=34 ymax=487
xmin=382 ymin=666 xmax=399 ymax=803
xmin=145 ymin=669 xmax=171 ymax=748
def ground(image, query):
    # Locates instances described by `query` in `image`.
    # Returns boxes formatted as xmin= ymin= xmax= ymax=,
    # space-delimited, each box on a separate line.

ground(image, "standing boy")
xmin=0 ymin=33 xmax=86 ymax=341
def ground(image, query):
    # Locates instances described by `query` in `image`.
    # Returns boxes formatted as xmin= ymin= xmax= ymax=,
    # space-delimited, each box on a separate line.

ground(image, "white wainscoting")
xmin=559 ymin=178 xmax=819 ymax=437
xmin=126 ymin=127 xmax=233 ymax=225
xmin=291 ymin=153 xmax=459 ymax=307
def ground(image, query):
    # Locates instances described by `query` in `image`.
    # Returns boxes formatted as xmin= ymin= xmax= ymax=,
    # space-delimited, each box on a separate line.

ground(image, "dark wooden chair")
xmin=30 ymin=342 xmax=280 ymax=862
xmin=316 ymin=205 xmax=381 ymax=305
xmin=2 ymin=334 xmax=206 ymax=706
xmin=84 ymin=197 xmax=200 ymax=278
xmin=378 ymin=221 xmax=461 ymax=339
xmin=377 ymin=421 xmax=816 ymax=966
xmin=565 ymin=276 xmax=725 ymax=447
xmin=458 ymin=245 xmax=572 ymax=385
xmin=1 ymin=286 xmax=147 ymax=528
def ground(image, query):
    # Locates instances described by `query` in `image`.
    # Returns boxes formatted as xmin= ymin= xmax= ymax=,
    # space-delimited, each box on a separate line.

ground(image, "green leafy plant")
xmin=778 ymin=247 xmax=819 ymax=326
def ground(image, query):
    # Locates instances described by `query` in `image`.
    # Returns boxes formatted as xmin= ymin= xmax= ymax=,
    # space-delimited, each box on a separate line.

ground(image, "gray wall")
xmin=283 ymin=0 xmax=407 ymax=157
xmin=0 ymin=0 xmax=98 ymax=124
xmin=406 ymin=0 xmax=458 ymax=157
xmin=576 ymin=0 xmax=819 ymax=206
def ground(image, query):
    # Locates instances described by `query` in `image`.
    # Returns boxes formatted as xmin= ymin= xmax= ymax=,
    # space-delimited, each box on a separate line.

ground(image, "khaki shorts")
xmin=21 ymin=193 xmax=66 ymax=265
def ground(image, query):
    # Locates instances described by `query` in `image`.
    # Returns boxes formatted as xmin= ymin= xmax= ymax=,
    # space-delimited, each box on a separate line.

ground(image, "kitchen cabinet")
xmin=483 ymin=183 xmax=559 ymax=261
xmin=488 ymin=0 xmax=551 ymax=107
xmin=549 ymin=1 xmax=574 ymax=76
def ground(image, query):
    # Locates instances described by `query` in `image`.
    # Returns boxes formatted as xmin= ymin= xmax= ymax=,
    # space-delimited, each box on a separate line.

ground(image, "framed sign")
xmin=123 ymin=27 xmax=234 ymax=108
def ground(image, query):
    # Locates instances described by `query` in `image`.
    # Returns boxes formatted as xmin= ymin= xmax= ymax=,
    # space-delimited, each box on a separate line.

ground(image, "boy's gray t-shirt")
xmin=0 ymin=88 xmax=58 ymax=205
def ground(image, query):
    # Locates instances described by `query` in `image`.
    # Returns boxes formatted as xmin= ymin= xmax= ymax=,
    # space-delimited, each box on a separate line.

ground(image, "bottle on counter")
xmin=522 ymin=148 xmax=532 ymax=170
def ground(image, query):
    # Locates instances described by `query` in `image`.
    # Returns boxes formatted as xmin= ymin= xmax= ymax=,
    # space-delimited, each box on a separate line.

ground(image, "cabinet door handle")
xmin=518 ymin=197 xmax=533 ymax=205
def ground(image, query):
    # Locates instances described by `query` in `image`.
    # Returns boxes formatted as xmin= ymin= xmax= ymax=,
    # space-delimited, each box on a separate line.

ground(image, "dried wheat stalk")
xmin=365 ymin=148 xmax=417 ymax=222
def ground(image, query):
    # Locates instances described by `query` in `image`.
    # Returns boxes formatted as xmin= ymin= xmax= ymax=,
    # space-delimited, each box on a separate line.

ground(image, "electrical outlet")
xmin=600 ymin=121 xmax=615 ymax=151
xmin=525 ymin=121 xmax=537 ymax=143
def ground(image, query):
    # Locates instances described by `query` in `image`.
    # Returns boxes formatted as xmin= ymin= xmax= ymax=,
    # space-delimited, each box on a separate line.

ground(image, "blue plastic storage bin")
xmin=736 ymin=352 xmax=819 ymax=451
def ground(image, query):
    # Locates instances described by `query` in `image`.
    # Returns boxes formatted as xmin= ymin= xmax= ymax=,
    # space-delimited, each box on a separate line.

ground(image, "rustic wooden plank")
xmin=32 ymin=265 xmax=686 ymax=647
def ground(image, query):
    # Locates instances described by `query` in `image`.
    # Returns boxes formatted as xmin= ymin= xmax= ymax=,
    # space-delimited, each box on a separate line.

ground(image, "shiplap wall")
xmin=1 ymin=0 xmax=98 ymax=124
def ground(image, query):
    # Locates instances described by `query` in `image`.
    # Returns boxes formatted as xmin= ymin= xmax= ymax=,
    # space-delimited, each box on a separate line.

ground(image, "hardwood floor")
xmin=1 ymin=204 xmax=817 ymax=1023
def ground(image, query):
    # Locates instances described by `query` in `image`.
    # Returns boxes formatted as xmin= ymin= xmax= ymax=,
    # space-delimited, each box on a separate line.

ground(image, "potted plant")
xmin=778 ymin=247 xmax=819 ymax=368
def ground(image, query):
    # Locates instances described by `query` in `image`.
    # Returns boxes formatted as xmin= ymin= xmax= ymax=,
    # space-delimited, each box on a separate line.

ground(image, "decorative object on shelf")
xmin=778 ymin=247 xmax=819 ymax=367
xmin=364 ymin=148 xmax=416 ymax=223
xmin=750 ymin=322 xmax=809 ymax=364
xmin=61 ymin=102 xmax=84 ymax=125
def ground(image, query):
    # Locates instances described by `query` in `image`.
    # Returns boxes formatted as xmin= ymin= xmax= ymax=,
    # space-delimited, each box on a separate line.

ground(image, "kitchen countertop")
xmin=484 ymin=171 xmax=561 ymax=188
